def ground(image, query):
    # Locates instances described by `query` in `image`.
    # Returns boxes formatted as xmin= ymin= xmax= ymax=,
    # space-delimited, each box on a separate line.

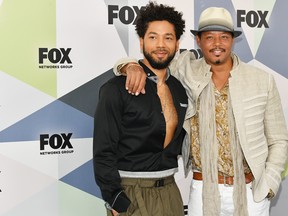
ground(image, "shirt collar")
xmin=139 ymin=60 xmax=170 ymax=84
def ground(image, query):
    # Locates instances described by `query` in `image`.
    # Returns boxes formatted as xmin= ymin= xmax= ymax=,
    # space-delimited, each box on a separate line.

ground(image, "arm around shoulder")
xmin=113 ymin=57 xmax=138 ymax=76
xmin=169 ymin=50 xmax=196 ymax=76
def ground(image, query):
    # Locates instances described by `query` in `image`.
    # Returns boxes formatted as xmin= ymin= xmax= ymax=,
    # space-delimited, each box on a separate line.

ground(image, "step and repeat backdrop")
xmin=0 ymin=0 xmax=287 ymax=215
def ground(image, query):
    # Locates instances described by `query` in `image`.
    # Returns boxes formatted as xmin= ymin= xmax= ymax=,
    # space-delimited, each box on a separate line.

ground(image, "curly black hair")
xmin=135 ymin=1 xmax=185 ymax=40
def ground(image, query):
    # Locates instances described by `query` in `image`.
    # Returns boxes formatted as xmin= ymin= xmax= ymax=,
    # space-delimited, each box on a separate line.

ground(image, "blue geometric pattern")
xmin=0 ymin=100 xmax=94 ymax=142
xmin=256 ymin=0 xmax=288 ymax=78
xmin=60 ymin=159 xmax=102 ymax=198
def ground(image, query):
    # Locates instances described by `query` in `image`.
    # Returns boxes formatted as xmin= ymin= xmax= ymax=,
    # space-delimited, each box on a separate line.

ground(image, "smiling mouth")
xmin=210 ymin=48 xmax=225 ymax=57
xmin=154 ymin=51 xmax=168 ymax=58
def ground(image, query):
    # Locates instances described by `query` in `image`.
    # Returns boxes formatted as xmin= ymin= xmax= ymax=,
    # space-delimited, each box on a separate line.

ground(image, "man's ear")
xmin=176 ymin=40 xmax=180 ymax=52
xmin=196 ymin=35 xmax=201 ymax=47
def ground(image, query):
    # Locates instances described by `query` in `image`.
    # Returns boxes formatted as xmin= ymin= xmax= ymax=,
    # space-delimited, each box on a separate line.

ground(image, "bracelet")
xmin=126 ymin=63 xmax=142 ymax=71
xmin=117 ymin=62 xmax=130 ymax=72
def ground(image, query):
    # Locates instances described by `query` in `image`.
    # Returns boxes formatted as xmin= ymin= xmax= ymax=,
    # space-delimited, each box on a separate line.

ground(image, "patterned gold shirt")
xmin=190 ymin=83 xmax=251 ymax=176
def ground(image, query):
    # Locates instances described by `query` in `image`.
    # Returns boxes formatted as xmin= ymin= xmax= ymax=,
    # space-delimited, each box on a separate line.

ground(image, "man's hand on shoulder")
xmin=123 ymin=63 xmax=146 ymax=96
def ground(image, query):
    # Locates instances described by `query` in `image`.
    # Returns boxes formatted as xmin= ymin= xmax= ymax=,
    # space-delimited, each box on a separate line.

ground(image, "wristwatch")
xmin=105 ymin=202 xmax=113 ymax=210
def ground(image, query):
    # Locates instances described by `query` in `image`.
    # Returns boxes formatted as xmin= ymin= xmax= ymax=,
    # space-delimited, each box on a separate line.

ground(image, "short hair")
xmin=135 ymin=1 xmax=185 ymax=40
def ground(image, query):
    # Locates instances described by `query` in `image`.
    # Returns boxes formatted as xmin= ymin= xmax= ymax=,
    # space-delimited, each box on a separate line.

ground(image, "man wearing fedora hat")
xmin=113 ymin=6 xmax=288 ymax=216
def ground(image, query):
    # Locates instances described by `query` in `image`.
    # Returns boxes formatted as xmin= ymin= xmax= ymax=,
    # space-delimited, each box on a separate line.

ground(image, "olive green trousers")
xmin=107 ymin=175 xmax=184 ymax=216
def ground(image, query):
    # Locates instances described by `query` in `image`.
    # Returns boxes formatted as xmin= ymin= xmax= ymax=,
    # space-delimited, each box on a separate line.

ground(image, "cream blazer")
xmin=173 ymin=51 xmax=288 ymax=202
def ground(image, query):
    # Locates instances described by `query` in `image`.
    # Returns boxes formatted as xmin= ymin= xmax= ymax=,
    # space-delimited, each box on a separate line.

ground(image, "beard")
xmin=143 ymin=46 xmax=176 ymax=70
xmin=210 ymin=48 xmax=225 ymax=65
xmin=215 ymin=59 xmax=221 ymax=64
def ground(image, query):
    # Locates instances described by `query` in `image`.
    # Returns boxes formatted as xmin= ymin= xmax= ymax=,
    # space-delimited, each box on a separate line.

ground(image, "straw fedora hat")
xmin=190 ymin=7 xmax=242 ymax=38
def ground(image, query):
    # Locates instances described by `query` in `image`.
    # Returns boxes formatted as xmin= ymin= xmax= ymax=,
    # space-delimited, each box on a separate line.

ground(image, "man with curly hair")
xmin=93 ymin=2 xmax=187 ymax=216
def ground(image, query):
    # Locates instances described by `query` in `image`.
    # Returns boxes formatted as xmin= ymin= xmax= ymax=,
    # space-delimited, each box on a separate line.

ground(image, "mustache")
xmin=210 ymin=48 xmax=225 ymax=52
xmin=153 ymin=48 xmax=168 ymax=52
